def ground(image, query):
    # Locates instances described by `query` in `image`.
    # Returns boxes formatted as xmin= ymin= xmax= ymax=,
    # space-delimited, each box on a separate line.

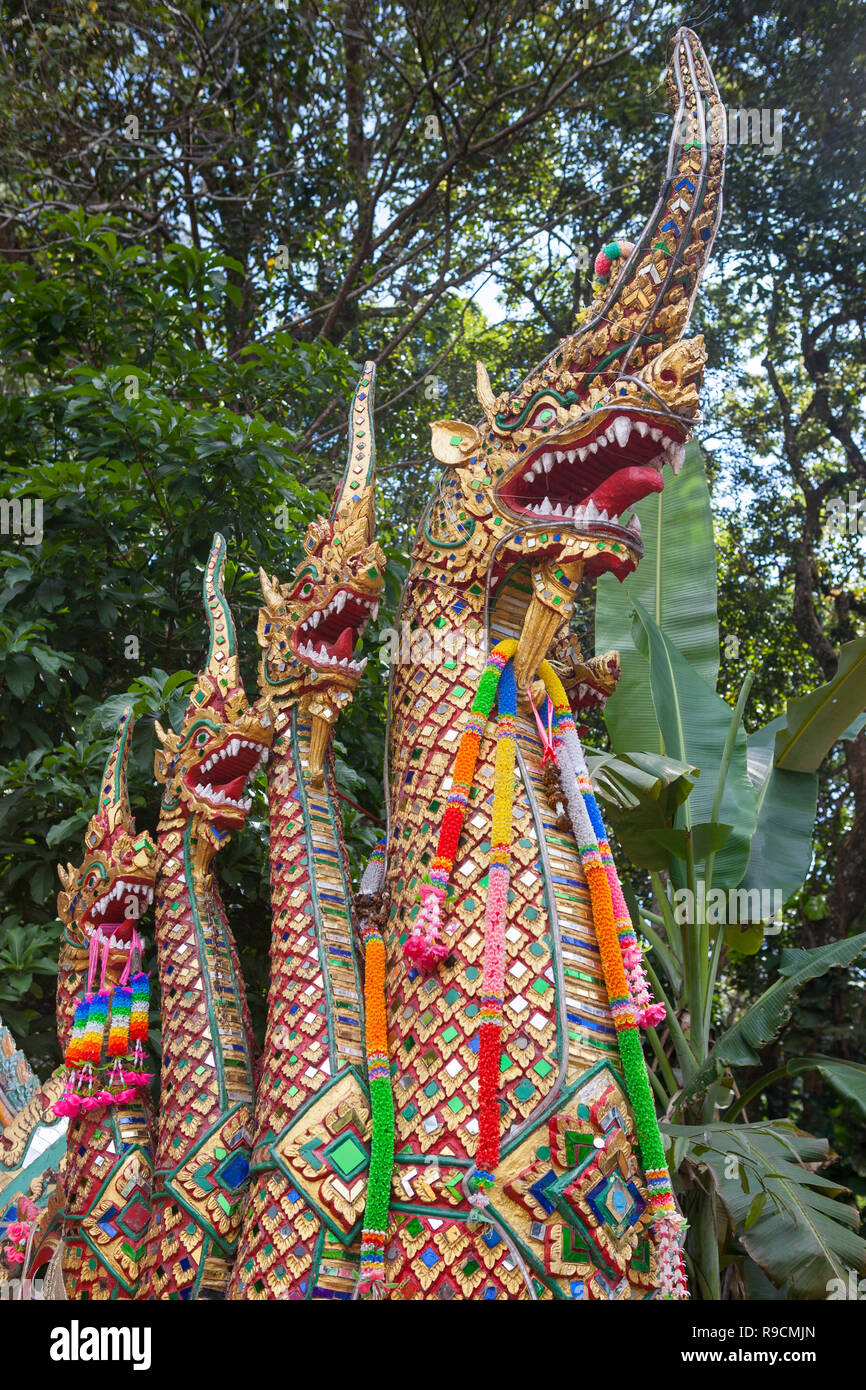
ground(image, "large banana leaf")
xmin=595 ymin=441 xmax=719 ymax=756
xmin=775 ymin=633 xmax=866 ymax=771
xmin=629 ymin=598 xmax=757 ymax=888
xmin=587 ymin=748 xmax=700 ymax=869
xmin=682 ymin=931 xmax=866 ymax=1099
xmin=738 ymin=715 xmax=818 ymax=904
xmin=784 ymin=1056 xmax=866 ymax=1121
xmin=665 ymin=1120 xmax=866 ymax=1297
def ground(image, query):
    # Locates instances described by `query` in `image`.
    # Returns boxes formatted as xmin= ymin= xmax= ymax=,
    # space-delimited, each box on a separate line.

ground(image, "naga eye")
xmin=196 ymin=731 xmax=208 ymax=746
xmin=531 ymin=405 xmax=557 ymax=429
xmin=301 ymin=583 xmax=312 ymax=596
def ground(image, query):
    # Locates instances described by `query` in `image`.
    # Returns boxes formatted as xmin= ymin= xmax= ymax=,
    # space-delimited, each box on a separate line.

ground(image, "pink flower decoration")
xmin=640 ymin=1002 xmax=667 ymax=1028
xmin=6 ymin=1222 xmax=31 ymax=1242
xmin=594 ymin=251 xmax=612 ymax=277
xmin=4 ymin=1248 xmax=25 ymax=1264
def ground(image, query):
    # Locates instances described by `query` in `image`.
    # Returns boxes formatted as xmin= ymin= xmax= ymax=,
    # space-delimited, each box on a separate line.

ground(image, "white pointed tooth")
xmin=371 ymin=602 xmax=379 ymax=621
xmin=613 ymin=417 xmax=631 ymax=449
xmin=585 ymin=498 xmax=600 ymax=521
xmin=636 ymin=420 xmax=649 ymax=438
xmin=573 ymin=505 xmax=586 ymax=523
xmin=358 ymin=656 xmax=368 ymax=671
xmin=576 ymin=447 xmax=587 ymax=462
xmin=669 ymin=442 xmax=685 ymax=475
xmin=564 ymin=505 xmax=575 ymax=519
xmin=586 ymin=440 xmax=598 ymax=455
xmin=598 ymin=509 xmax=610 ymax=522
xmin=554 ymin=451 xmax=565 ymax=463
xmin=318 ymin=644 xmax=329 ymax=662
xmin=552 ymin=503 xmax=563 ymax=517
xmin=339 ymin=657 xmax=348 ymax=667
xmin=231 ymin=738 xmax=240 ymax=756
xmin=627 ymin=513 xmax=642 ymax=535
xmin=212 ymin=789 xmax=224 ymax=804
xmin=650 ymin=428 xmax=663 ymax=442
xmin=261 ymin=749 xmax=269 ymax=763
xmin=336 ymin=590 xmax=346 ymax=612
xmin=538 ymin=497 xmax=553 ymax=514
xmin=542 ymin=453 xmax=554 ymax=471
xmin=312 ymin=611 xmax=321 ymax=627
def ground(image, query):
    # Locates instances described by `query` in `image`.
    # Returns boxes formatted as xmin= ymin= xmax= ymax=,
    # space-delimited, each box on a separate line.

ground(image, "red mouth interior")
xmin=499 ymin=411 xmax=682 ymax=523
xmin=84 ymin=876 xmax=153 ymax=943
xmin=188 ymin=737 xmax=268 ymax=815
xmin=295 ymin=587 xmax=375 ymax=668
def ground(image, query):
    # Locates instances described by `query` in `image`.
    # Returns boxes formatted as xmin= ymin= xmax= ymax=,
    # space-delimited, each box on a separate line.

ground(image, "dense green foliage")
xmin=0 ymin=0 xmax=864 ymax=1296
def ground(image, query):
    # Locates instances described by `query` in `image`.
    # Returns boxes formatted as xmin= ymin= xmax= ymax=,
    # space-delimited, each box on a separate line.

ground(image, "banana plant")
xmin=594 ymin=442 xmax=866 ymax=1299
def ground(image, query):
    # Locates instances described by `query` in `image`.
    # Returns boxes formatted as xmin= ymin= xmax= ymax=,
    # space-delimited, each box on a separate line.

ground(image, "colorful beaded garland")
xmin=356 ymin=839 xmax=395 ymax=1297
xmin=403 ymin=639 xmax=517 ymax=970
xmin=537 ymin=660 xmax=687 ymax=1298
xmin=53 ymin=936 xmax=153 ymax=1120
xmin=468 ymin=657 xmax=517 ymax=1206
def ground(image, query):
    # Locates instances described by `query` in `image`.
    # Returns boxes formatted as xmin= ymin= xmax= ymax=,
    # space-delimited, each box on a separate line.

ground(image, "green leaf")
xmin=775 ymin=633 xmax=866 ymax=772
xmin=596 ymin=441 xmax=720 ymax=758
xmin=628 ymin=598 xmax=757 ymax=888
xmin=665 ymin=1120 xmax=865 ymax=1297
xmin=784 ymin=1056 xmax=866 ymax=1121
xmin=738 ymin=715 xmax=818 ymax=905
xmin=649 ymin=822 xmax=733 ymax=860
xmin=686 ymin=932 xmax=866 ymax=1090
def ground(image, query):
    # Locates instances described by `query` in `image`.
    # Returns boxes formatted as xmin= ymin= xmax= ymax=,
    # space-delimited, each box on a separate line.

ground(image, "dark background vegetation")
xmin=0 ymin=0 xmax=864 ymax=1210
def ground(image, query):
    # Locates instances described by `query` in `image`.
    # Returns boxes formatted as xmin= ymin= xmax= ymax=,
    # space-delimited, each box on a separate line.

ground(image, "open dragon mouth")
xmin=294 ymin=585 xmax=378 ymax=674
xmin=498 ymin=410 xmax=686 ymax=534
xmin=83 ymin=877 xmax=154 ymax=946
xmin=187 ymin=736 xmax=269 ymax=818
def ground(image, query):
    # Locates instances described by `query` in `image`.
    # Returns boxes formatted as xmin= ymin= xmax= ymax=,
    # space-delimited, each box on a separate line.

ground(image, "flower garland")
xmin=547 ymin=694 xmax=665 ymax=1029
xmin=2 ymin=1219 xmax=31 ymax=1267
xmin=53 ymin=930 xmax=153 ymax=1119
xmin=537 ymin=660 xmax=688 ymax=1299
xmin=467 ymin=657 xmax=517 ymax=1209
xmin=403 ymin=638 xmax=518 ymax=970
xmin=356 ymin=839 xmax=395 ymax=1298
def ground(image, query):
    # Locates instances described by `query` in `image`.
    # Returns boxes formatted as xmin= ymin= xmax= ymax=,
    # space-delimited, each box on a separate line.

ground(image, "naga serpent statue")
xmin=31 ymin=26 xmax=723 ymax=1300
xmin=53 ymin=708 xmax=158 ymax=1299
xmin=138 ymin=536 xmax=272 ymax=1299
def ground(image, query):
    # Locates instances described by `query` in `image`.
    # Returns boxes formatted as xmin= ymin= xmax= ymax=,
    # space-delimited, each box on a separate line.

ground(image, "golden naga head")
xmin=421 ymin=29 xmax=724 ymax=682
xmin=257 ymin=362 xmax=386 ymax=780
xmin=547 ymin=626 xmax=623 ymax=714
xmin=57 ymin=707 xmax=157 ymax=951
xmin=154 ymin=533 xmax=273 ymax=837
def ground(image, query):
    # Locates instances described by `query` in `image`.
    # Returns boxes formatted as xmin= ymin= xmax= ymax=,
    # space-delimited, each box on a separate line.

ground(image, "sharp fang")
xmin=542 ymin=453 xmax=554 ymax=471
xmin=669 ymin=442 xmax=685 ymax=475
xmin=627 ymin=513 xmax=642 ymax=536
xmin=636 ymin=421 xmax=649 ymax=438
xmin=650 ymin=428 xmax=663 ymax=442
xmin=585 ymin=498 xmax=600 ymax=521
xmin=613 ymin=417 xmax=631 ymax=449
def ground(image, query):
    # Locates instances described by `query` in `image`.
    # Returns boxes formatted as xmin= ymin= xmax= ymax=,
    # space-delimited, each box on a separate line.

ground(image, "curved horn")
xmin=98 ymin=705 xmax=135 ymax=830
xmin=475 ymin=360 xmax=497 ymax=422
xmin=259 ymin=566 xmax=282 ymax=609
xmin=203 ymin=533 xmax=240 ymax=686
xmin=590 ymin=26 xmax=726 ymax=358
xmin=331 ymin=360 xmax=377 ymax=546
